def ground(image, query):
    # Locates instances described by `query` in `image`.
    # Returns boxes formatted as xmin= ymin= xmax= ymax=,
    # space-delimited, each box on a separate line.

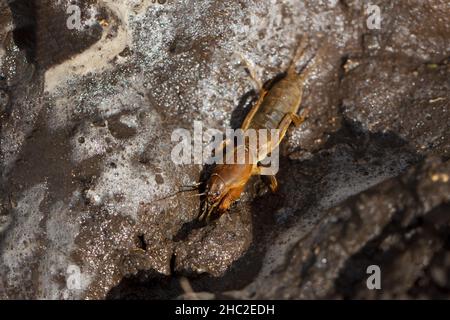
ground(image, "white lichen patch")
xmin=37 ymin=198 xmax=92 ymax=300
xmin=1 ymin=184 xmax=46 ymax=293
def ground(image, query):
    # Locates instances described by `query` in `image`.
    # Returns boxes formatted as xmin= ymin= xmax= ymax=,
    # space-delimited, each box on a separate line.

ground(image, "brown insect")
xmin=199 ymin=40 xmax=320 ymax=221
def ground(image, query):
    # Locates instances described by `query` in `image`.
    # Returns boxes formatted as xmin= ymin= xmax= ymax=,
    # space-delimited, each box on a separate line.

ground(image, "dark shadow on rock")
xmin=8 ymin=0 xmax=37 ymax=64
xmin=8 ymin=0 xmax=104 ymax=70
xmin=229 ymin=90 xmax=256 ymax=130
xmin=173 ymin=219 xmax=206 ymax=242
xmin=106 ymin=270 xmax=184 ymax=300
xmin=333 ymin=202 xmax=450 ymax=299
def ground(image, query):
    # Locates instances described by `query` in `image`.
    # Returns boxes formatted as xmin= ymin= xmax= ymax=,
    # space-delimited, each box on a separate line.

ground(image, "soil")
xmin=0 ymin=0 xmax=449 ymax=299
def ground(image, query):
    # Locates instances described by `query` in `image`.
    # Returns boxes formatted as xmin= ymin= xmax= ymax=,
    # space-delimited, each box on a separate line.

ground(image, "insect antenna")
xmin=179 ymin=181 xmax=203 ymax=191
xmin=149 ymin=182 xmax=204 ymax=203
xmin=186 ymin=192 xmax=206 ymax=198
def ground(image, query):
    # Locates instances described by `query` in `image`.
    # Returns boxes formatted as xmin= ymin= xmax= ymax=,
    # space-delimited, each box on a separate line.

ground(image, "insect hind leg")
xmin=287 ymin=36 xmax=310 ymax=74
xmin=236 ymin=52 xmax=264 ymax=92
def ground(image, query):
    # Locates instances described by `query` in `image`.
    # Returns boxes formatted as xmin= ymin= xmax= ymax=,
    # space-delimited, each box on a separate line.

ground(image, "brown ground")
xmin=0 ymin=0 xmax=449 ymax=299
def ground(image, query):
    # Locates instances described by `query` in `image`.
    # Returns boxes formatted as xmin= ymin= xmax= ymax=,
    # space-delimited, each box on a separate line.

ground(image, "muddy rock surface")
xmin=0 ymin=0 xmax=449 ymax=299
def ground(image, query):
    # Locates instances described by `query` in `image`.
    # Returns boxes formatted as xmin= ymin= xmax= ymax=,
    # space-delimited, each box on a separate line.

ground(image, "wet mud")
xmin=0 ymin=0 xmax=449 ymax=299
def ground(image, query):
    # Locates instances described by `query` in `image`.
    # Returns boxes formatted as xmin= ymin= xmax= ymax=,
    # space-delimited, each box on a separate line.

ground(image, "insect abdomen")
xmin=248 ymin=77 xmax=302 ymax=131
